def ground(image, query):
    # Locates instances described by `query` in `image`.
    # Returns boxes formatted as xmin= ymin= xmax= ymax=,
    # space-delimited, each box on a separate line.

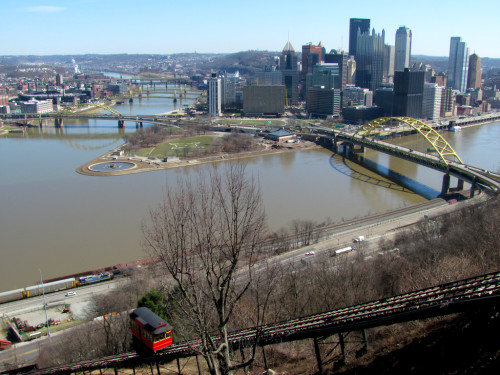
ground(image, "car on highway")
xmin=305 ymin=251 xmax=315 ymax=256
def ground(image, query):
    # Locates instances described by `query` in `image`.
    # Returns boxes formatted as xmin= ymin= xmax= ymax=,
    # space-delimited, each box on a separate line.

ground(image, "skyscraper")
xmin=447 ymin=37 xmax=469 ymax=93
xmin=349 ymin=18 xmax=370 ymax=57
xmin=280 ymin=41 xmax=299 ymax=105
xmin=393 ymin=68 xmax=424 ymax=118
xmin=325 ymin=49 xmax=348 ymax=90
xmin=301 ymin=43 xmax=323 ymax=82
xmin=355 ymin=28 xmax=385 ymax=92
xmin=467 ymin=53 xmax=482 ymax=89
xmin=394 ymin=26 xmax=412 ymax=72
xmin=383 ymin=44 xmax=395 ymax=80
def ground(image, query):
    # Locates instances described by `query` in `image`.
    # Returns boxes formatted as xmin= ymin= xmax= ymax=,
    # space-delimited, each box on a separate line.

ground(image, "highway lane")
xmin=0 ymin=193 xmax=488 ymax=371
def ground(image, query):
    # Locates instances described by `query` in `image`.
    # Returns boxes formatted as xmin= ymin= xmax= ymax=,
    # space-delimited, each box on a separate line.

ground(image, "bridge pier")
xmin=456 ymin=179 xmax=464 ymax=191
xmin=54 ymin=118 xmax=63 ymax=127
xmin=441 ymin=173 xmax=451 ymax=195
xmin=470 ymin=177 xmax=477 ymax=198
xmin=118 ymin=120 xmax=125 ymax=128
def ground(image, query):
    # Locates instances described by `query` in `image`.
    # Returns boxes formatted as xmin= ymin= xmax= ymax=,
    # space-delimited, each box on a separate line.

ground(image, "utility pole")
xmin=39 ymin=269 xmax=51 ymax=337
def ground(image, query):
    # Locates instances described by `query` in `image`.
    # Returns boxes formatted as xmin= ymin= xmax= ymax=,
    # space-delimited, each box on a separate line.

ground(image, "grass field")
xmin=131 ymin=135 xmax=216 ymax=159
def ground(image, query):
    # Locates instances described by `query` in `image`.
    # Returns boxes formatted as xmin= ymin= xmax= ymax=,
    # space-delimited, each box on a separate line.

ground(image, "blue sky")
xmin=2 ymin=0 xmax=499 ymax=58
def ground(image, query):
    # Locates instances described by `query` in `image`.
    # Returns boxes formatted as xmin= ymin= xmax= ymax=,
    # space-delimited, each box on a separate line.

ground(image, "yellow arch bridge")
xmin=355 ymin=116 xmax=463 ymax=165
xmin=325 ymin=117 xmax=499 ymax=197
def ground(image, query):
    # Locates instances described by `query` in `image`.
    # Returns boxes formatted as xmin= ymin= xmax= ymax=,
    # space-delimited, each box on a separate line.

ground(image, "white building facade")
xmin=422 ymin=83 xmax=443 ymax=120
xmin=207 ymin=73 xmax=221 ymax=117
xmin=395 ymin=26 xmax=412 ymax=72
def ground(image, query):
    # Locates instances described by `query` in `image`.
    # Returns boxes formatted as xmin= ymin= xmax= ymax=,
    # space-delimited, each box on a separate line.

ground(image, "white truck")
xmin=353 ymin=235 xmax=365 ymax=243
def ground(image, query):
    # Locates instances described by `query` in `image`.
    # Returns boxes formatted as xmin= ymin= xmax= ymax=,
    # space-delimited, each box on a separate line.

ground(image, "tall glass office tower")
xmin=447 ymin=37 xmax=469 ymax=93
xmin=395 ymin=26 xmax=412 ymax=72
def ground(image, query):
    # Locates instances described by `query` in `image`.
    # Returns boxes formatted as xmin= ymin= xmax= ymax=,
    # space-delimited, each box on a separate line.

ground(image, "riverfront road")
xmin=0 ymin=194 xmax=488 ymax=371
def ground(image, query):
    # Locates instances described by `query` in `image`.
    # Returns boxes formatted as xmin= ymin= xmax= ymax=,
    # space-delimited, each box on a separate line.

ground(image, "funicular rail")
xmin=36 ymin=271 xmax=500 ymax=374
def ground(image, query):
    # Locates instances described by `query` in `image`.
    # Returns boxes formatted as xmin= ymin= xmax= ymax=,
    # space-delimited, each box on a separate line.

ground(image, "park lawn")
xmin=132 ymin=135 xmax=215 ymax=159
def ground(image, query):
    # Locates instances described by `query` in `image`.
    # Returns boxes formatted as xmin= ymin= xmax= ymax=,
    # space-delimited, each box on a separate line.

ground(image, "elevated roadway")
xmin=308 ymin=116 xmax=500 ymax=196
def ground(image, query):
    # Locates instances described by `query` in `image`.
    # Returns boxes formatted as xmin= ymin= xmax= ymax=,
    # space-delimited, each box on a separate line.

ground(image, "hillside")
xmin=333 ymin=310 xmax=500 ymax=375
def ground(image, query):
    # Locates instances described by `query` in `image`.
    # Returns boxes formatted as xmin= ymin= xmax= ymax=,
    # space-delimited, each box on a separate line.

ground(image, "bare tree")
xmin=142 ymin=163 xmax=267 ymax=375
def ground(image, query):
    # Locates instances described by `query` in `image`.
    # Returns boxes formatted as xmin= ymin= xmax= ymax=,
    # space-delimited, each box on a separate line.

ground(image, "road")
xmin=0 ymin=193 xmax=488 ymax=371
xmin=0 ymin=279 xmax=127 ymax=371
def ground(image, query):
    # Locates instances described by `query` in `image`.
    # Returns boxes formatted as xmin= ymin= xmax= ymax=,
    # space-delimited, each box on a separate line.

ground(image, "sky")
xmin=1 ymin=0 xmax=499 ymax=58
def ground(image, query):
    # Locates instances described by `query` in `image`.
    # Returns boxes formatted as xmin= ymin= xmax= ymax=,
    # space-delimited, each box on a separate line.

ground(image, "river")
xmin=1 ymin=94 xmax=499 ymax=291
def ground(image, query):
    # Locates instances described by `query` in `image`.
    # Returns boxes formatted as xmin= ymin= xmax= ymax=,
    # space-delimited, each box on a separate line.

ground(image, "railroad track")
xmin=36 ymin=271 xmax=500 ymax=374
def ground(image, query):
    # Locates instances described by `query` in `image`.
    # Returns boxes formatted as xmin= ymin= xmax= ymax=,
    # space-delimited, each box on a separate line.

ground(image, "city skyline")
xmin=1 ymin=0 xmax=499 ymax=58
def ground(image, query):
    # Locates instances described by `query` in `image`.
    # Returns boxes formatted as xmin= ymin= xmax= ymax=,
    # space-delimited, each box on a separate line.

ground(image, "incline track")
xmin=36 ymin=271 xmax=500 ymax=374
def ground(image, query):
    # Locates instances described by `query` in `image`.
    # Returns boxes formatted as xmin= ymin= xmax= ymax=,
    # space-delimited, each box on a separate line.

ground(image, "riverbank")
xmin=76 ymin=140 xmax=321 ymax=176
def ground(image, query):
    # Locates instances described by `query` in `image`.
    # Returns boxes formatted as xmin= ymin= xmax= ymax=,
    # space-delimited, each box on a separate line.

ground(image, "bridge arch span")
xmin=355 ymin=117 xmax=463 ymax=166
xmin=59 ymin=103 xmax=122 ymax=118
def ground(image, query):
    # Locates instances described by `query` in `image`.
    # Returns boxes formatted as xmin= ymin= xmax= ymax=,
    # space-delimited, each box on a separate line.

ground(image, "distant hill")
xmin=411 ymin=55 xmax=500 ymax=73
xmin=197 ymin=51 xmax=280 ymax=76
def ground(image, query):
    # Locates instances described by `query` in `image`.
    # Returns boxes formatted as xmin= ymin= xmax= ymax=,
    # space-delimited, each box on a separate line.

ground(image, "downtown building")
xmin=20 ymin=99 xmax=53 ymax=114
xmin=422 ymin=83 xmax=443 ymax=120
xmin=394 ymin=26 xmax=412 ymax=72
xmin=383 ymin=44 xmax=395 ymax=83
xmin=467 ymin=53 xmax=482 ymax=89
xmin=255 ymin=63 xmax=283 ymax=86
xmin=305 ymin=63 xmax=341 ymax=117
xmin=393 ymin=68 xmax=424 ymax=118
xmin=301 ymin=43 xmax=324 ymax=82
xmin=280 ymin=41 xmax=299 ymax=105
xmin=447 ymin=37 xmax=469 ymax=93
xmin=355 ymin=28 xmax=386 ymax=92
xmin=349 ymin=18 xmax=370 ymax=57
xmin=342 ymin=85 xmax=373 ymax=108
xmin=243 ymin=85 xmax=285 ymax=117
xmin=324 ymin=49 xmax=348 ymax=90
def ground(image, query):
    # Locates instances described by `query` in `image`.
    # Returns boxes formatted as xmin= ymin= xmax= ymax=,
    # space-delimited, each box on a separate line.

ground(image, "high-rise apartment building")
xmin=447 ymin=37 xmax=469 ymax=93
xmin=349 ymin=18 xmax=370 ymax=57
xmin=207 ymin=73 xmax=221 ymax=117
xmin=280 ymin=41 xmax=299 ymax=105
xmin=394 ymin=26 xmax=412 ymax=72
xmin=325 ymin=49 xmax=348 ymax=90
xmin=393 ymin=68 xmax=424 ymax=118
xmin=467 ymin=53 xmax=482 ymax=89
xmin=355 ymin=28 xmax=385 ymax=92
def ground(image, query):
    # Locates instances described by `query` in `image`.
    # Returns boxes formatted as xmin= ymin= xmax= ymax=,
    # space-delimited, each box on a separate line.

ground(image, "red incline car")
xmin=130 ymin=307 xmax=173 ymax=352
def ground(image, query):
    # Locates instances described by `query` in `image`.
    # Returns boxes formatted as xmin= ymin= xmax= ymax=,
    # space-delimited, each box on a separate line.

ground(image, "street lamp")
xmin=39 ymin=269 xmax=51 ymax=337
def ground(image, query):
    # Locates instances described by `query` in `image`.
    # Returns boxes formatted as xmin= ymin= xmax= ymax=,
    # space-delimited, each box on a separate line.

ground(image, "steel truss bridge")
xmin=311 ymin=117 xmax=500 ymax=196
xmin=29 ymin=271 xmax=500 ymax=375
xmin=2 ymin=103 xmax=182 ymax=127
